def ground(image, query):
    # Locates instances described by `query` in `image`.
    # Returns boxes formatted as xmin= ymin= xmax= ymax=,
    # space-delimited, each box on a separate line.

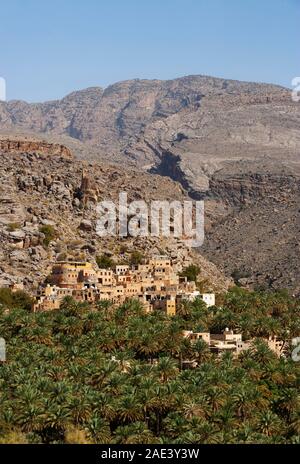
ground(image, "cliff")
xmin=1 ymin=74 xmax=299 ymax=292
xmin=0 ymin=138 xmax=73 ymax=159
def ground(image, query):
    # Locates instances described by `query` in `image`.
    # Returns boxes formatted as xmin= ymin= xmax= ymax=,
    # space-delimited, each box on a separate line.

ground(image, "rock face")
xmin=76 ymin=168 xmax=100 ymax=206
xmin=1 ymin=75 xmax=298 ymax=167
xmin=0 ymin=138 xmax=72 ymax=159
xmin=0 ymin=147 xmax=231 ymax=293
xmin=0 ymin=74 xmax=299 ymax=293
xmin=201 ymin=165 xmax=300 ymax=295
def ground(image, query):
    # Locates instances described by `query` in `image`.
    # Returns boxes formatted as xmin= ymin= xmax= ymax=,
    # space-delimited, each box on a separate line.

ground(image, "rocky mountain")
xmin=202 ymin=163 xmax=300 ymax=295
xmin=0 ymin=141 xmax=231 ymax=293
xmin=0 ymin=75 xmax=299 ymax=293
xmin=1 ymin=75 xmax=297 ymax=166
xmin=0 ymin=137 xmax=72 ymax=159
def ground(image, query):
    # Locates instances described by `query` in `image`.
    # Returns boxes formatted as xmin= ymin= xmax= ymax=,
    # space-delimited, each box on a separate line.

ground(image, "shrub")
xmin=96 ymin=254 xmax=114 ymax=269
xmin=7 ymin=223 xmax=21 ymax=232
xmin=0 ymin=288 xmax=33 ymax=311
xmin=39 ymin=225 xmax=56 ymax=247
xmin=57 ymin=252 xmax=68 ymax=261
xmin=180 ymin=264 xmax=200 ymax=282
xmin=0 ymin=288 xmax=14 ymax=308
xmin=197 ymin=278 xmax=211 ymax=293
xmin=129 ymin=251 xmax=144 ymax=266
xmin=12 ymin=291 xmax=34 ymax=311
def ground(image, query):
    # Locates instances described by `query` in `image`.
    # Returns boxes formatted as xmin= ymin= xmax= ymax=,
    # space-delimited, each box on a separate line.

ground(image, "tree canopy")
xmin=0 ymin=287 xmax=299 ymax=444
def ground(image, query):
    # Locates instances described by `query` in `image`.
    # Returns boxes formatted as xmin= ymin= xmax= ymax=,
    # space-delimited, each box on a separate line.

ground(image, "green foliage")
xmin=7 ymin=222 xmax=21 ymax=232
xmin=0 ymin=290 xmax=299 ymax=444
xmin=0 ymin=288 xmax=33 ymax=311
xmin=129 ymin=251 xmax=144 ymax=266
xmin=0 ymin=288 xmax=14 ymax=308
xmin=11 ymin=291 xmax=34 ymax=312
xmin=180 ymin=265 xmax=200 ymax=282
xmin=39 ymin=225 xmax=56 ymax=247
xmin=96 ymin=254 xmax=115 ymax=269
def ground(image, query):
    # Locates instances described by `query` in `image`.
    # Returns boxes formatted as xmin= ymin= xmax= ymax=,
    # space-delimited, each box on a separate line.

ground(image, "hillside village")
xmin=0 ymin=147 xmax=231 ymax=295
xmin=1 ymin=2 xmax=299 ymax=444
xmin=33 ymin=256 xmax=215 ymax=314
xmin=29 ymin=256 xmax=284 ymax=360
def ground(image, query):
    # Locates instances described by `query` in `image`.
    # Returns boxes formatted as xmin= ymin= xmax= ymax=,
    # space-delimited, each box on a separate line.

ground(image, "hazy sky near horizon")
xmin=0 ymin=0 xmax=299 ymax=102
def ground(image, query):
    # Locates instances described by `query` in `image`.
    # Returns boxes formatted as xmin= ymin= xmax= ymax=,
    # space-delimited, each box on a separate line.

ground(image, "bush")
xmin=57 ymin=252 xmax=68 ymax=261
xmin=129 ymin=251 xmax=144 ymax=266
xmin=180 ymin=264 xmax=200 ymax=282
xmin=96 ymin=254 xmax=114 ymax=269
xmin=12 ymin=291 xmax=34 ymax=311
xmin=0 ymin=288 xmax=14 ymax=308
xmin=7 ymin=223 xmax=21 ymax=232
xmin=39 ymin=225 xmax=56 ymax=247
xmin=197 ymin=278 xmax=211 ymax=293
xmin=0 ymin=288 xmax=33 ymax=311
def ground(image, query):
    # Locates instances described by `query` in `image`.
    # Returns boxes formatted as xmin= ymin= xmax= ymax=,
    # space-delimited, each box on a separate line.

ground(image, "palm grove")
xmin=0 ymin=287 xmax=299 ymax=444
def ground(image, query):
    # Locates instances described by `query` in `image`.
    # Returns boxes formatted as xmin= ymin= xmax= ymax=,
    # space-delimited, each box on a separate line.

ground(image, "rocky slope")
xmin=0 ymin=141 xmax=231 ymax=294
xmin=0 ymin=137 xmax=72 ymax=159
xmin=0 ymin=75 xmax=299 ymax=293
xmin=1 ymin=75 xmax=298 ymax=166
xmin=202 ymin=163 xmax=300 ymax=294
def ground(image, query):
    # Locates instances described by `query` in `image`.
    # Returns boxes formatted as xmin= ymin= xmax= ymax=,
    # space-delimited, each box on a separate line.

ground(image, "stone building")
xmin=33 ymin=256 xmax=215 ymax=315
xmin=182 ymin=328 xmax=285 ymax=360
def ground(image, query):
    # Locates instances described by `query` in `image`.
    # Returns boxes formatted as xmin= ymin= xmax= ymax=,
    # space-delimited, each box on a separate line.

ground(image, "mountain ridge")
xmin=1 ymin=74 xmax=299 ymax=293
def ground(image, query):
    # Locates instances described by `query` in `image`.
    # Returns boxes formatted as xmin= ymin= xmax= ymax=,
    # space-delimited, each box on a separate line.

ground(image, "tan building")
xmin=152 ymin=296 xmax=176 ymax=316
xmin=33 ymin=256 xmax=204 ymax=315
xmin=97 ymin=269 xmax=114 ymax=286
xmin=182 ymin=328 xmax=250 ymax=358
xmin=115 ymin=265 xmax=130 ymax=275
xmin=72 ymin=285 xmax=101 ymax=303
xmin=183 ymin=330 xmax=211 ymax=345
xmin=49 ymin=261 xmax=95 ymax=288
xmin=210 ymin=328 xmax=245 ymax=355
xmin=33 ymin=284 xmax=73 ymax=312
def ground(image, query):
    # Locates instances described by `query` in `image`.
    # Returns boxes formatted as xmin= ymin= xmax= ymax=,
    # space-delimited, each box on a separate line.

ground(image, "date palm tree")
xmin=192 ymin=339 xmax=211 ymax=364
xmin=256 ymin=410 xmax=283 ymax=437
xmin=205 ymin=386 xmax=226 ymax=414
xmin=0 ymin=286 xmax=299 ymax=444
xmin=69 ymin=394 xmax=93 ymax=426
xmin=155 ymin=357 xmax=179 ymax=383
xmin=86 ymin=415 xmax=111 ymax=444
xmin=116 ymin=395 xmax=143 ymax=424
xmin=113 ymin=421 xmax=155 ymax=444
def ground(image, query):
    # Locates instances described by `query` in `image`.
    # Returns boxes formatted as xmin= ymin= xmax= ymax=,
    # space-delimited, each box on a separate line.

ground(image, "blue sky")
xmin=0 ymin=0 xmax=299 ymax=102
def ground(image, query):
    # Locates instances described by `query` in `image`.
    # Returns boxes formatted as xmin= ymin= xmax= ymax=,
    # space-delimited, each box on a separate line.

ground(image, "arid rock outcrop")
xmin=0 ymin=138 xmax=72 ymax=159
xmin=0 ymin=75 xmax=299 ymax=292
xmin=75 ymin=168 xmax=100 ymax=206
xmin=0 ymin=146 xmax=231 ymax=293
xmin=201 ymin=164 xmax=300 ymax=295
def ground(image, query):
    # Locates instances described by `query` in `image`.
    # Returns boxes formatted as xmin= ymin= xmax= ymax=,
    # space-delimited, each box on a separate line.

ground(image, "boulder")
xmin=79 ymin=219 xmax=93 ymax=231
